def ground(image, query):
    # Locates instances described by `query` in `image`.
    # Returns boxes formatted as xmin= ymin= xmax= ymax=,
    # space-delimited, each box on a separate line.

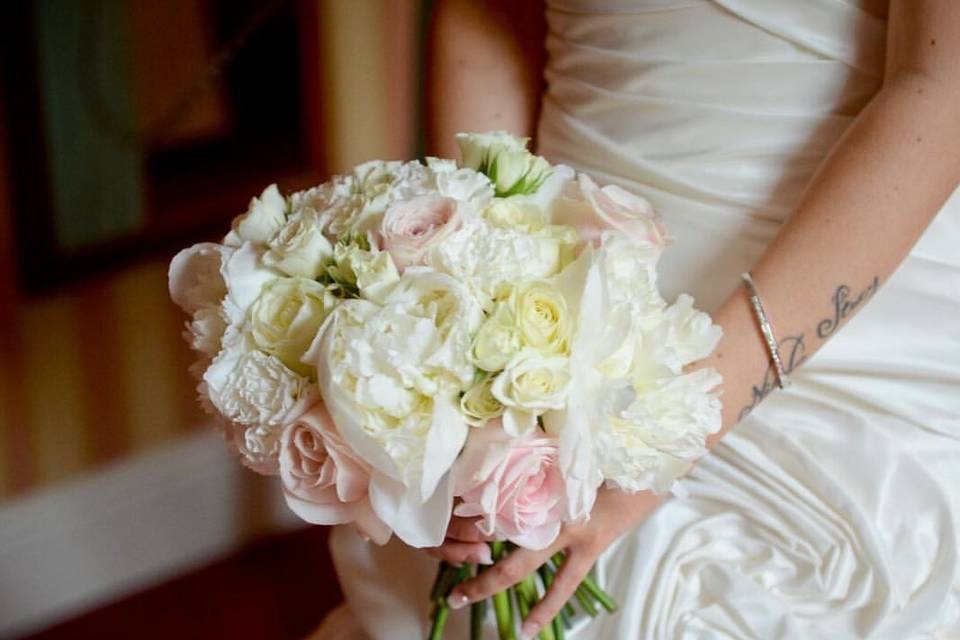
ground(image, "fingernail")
xmin=475 ymin=546 xmax=492 ymax=565
xmin=447 ymin=593 xmax=469 ymax=610
xmin=520 ymin=622 xmax=539 ymax=639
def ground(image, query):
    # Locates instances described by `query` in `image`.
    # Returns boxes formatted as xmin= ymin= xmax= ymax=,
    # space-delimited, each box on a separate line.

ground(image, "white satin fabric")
xmin=324 ymin=1 xmax=960 ymax=637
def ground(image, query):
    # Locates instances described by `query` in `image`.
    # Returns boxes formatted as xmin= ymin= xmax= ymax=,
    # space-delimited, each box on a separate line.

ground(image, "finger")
xmin=519 ymin=551 xmax=593 ymax=639
xmin=425 ymin=540 xmax=491 ymax=566
xmin=446 ymin=516 xmax=493 ymax=543
xmin=447 ymin=546 xmax=553 ymax=609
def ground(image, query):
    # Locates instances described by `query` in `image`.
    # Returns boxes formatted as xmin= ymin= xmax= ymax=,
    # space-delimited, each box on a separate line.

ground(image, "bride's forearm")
xmin=424 ymin=0 xmax=546 ymax=158
xmin=700 ymin=9 xmax=960 ymax=442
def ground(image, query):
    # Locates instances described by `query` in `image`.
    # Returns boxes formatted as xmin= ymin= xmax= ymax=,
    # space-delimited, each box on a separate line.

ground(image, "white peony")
xmin=263 ymin=207 xmax=334 ymax=278
xmin=226 ymin=184 xmax=287 ymax=246
xmin=307 ymin=270 xmax=483 ymax=547
xmin=649 ymin=294 xmax=724 ymax=374
xmin=543 ymin=233 xmax=723 ymax=508
xmin=430 ymin=219 xmax=572 ymax=306
xmin=168 ymin=242 xmax=232 ymax=315
xmin=185 ymin=306 xmax=228 ymax=357
xmin=596 ymin=368 xmax=722 ymax=493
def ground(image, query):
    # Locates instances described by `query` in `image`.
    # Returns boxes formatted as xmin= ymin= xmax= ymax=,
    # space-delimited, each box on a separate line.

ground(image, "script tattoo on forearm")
xmin=738 ymin=275 xmax=881 ymax=420
xmin=738 ymin=334 xmax=807 ymax=420
xmin=816 ymin=276 xmax=880 ymax=339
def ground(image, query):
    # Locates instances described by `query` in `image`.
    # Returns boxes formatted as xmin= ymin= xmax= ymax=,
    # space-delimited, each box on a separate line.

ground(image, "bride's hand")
xmin=425 ymin=515 xmax=496 ymax=566
xmin=440 ymin=488 xmax=663 ymax=638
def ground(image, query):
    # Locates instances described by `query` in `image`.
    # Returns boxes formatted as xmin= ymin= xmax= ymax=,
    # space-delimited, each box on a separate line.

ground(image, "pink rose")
xmin=379 ymin=195 xmax=463 ymax=269
xmin=554 ymin=173 xmax=670 ymax=248
xmin=451 ymin=420 xmax=566 ymax=550
xmin=279 ymin=403 xmax=391 ymax=544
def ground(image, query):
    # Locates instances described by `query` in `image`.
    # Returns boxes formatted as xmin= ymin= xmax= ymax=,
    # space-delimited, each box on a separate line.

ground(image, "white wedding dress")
xmin=321 ymin=1 xmax=960 ymax=638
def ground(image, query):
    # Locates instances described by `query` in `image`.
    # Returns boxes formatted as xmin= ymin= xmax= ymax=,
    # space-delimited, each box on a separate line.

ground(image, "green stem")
xmin=573 ymin=586 xmax=598 ymax=617
xmin=550 ymin=552 xmax=617 ymax=615
xmin=471 ymin=563 xmax=487 ymax=640
xmin=470 ymin=599 xmax=487 ymax=640
xmin=579 ymin=574 xmax=617 ymax=614
xmin=552 ymin=616 xmax=565 ymax=640
xmin=430 ymin=562 xmax=451 ymax=601
xmin=428 ymin=603 xmax=449 ymax=640
xmin=490 ymin=543 xmax=515 ymax=640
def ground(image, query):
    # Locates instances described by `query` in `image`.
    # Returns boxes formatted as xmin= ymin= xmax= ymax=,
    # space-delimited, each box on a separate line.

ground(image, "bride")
xmin=317 ymin=1 xmax=960 ymax=637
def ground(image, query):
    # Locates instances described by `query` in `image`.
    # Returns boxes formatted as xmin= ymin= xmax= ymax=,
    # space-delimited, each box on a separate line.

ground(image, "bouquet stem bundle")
xmin=427 ymin=541 xmax=616 ymax=640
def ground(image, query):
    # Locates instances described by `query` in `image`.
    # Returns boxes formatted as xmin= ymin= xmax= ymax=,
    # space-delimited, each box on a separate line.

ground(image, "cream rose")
xmin=471 ymin=304 xmax=523 ymax=372
xmin=264 ymin=208 xmax=334 ymax=278
xmin=249 ymin=277 xmax=335 ymax=376
xmin=509 ymin=282 xmax=571 ymax=357
xmin=379 ymin=195 xmax=465 ymax=269
xmin=460 ymin=375 xmax=505 ymax=426
xmin=491 ymin=350 xmax=570 ymax=436
xmin=484 ymin=199 xmax=547 ymax=232
xmin=330 ymin=240 xmax=400 ymax=302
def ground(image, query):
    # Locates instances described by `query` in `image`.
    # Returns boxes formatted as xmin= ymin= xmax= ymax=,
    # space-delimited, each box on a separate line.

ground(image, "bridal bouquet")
xmin=169 ymin=132 xmax=722 ymax=639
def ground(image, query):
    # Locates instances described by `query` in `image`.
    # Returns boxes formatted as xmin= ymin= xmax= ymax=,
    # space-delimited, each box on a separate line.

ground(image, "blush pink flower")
xmin=451 ymin=420 xmax=566 ymax=550
xmin=279 ymin=403 xmax=391 ymax=544
xmin=379 ymin=195 xmax=464 ymax=269
xmin=554 ymin=173 xmax=670 ymax=249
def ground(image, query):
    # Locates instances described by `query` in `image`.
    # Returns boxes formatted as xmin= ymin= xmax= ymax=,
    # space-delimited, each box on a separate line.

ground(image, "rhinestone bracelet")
xmin=741 ymin=271 xmax=790 ymax=389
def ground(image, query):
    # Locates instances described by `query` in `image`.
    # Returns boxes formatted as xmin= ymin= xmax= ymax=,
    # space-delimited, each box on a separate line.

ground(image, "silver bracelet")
xmin=741 ymin=271 xmax=790 ymax=389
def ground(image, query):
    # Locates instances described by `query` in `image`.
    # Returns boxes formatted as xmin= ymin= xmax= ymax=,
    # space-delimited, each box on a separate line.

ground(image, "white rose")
xmin=221 ymin=242 xmax=284 ymax=324
xmin=491 ymin=350 xmax=570 ymax=436
xmin=249 ymin=277 xmax=335 ymax=376
xmin=427 ymin=158 xmax=494 ymax=210
xmin=226 ymin=184 xmax=287 ymax=246
xmin=330 ymin=241 xmax=400 ymax=302
xmin=264 ymin=208 xmax=334 ymax=278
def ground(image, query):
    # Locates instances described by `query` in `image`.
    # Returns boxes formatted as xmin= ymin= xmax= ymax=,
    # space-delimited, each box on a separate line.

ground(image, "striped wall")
xmin=0 ymin=0 xmax=424 ymax=500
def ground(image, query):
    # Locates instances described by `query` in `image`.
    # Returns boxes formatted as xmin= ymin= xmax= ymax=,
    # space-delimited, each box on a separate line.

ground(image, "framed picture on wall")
xmin=1 ymin=0 xmax=327 ymax=293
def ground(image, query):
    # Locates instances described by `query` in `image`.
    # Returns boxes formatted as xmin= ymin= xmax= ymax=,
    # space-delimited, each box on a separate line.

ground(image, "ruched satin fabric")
xmin=323 ymin=2 xmax=960 ymax=637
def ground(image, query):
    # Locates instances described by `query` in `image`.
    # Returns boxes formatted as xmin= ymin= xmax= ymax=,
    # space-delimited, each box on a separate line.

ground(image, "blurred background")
xmin=0 ymin=1 xmax=427 ymax=637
